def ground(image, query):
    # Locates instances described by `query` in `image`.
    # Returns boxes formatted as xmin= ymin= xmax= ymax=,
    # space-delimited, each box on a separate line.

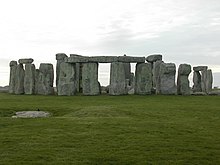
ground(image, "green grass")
xmin=0 ymin=93 xmax=220 ymax=164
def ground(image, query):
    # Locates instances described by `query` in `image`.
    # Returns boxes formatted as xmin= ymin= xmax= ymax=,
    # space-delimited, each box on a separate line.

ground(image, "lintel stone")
xmin=66 ymin=55 xmax=145 ymax=63
xmin=18 ymin=58 xmax=34 ymax=64
xmin=146 ymin=54 xmax=162 ymax=63
xmin=193 ymin=66 xmax=208 ymax=72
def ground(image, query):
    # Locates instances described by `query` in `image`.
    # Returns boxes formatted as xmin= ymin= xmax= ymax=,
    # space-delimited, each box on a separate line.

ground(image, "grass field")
xmin=0 ymin=93 xmax=220 ymax=164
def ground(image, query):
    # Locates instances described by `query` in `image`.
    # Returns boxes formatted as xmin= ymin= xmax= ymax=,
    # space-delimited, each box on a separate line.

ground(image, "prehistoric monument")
xmin=9 ymin=54 xmax=213 ymax=96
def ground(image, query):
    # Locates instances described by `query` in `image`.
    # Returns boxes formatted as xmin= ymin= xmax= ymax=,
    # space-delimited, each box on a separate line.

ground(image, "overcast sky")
xmin=0 ymin=0 xmax=220 ymax=86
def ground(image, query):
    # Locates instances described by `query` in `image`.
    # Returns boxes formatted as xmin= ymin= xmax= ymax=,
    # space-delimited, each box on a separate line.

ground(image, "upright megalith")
xmin=157 ymin=63 xmax=176 ymax=95
xmin=36 ymin=63 xmax=54 ymax=95
xmin=206 ymin=69 xmax=213 ymax=93
xmin=56 ymin=53 xmax=68 ymax=89
xmin=58 ymin=62 xmax=76 ymax=96
xmin=9 ymin=61 xmax=17 ymax=94
xmin=82 ymin=63 xmax=100 ymax=95
xmin=193 ymin=71 xmax=202 ymax=92
xmin=192 ymin=66 xmax=209 ymax=93
xmin=177 ymin=64 xmax=191 ymax=95
xmin=135 ymin=63 xmax=152 ymax=95
xmin=35 ymin=69 xmax=40 ymax=94
xmin=14 ymin=64 xmax=25 ymax=94
xmin=24 ymin=64 xmax=36 ymax=94
xmin=153 ymin=60 xmax=163 ymax=88
xmin=123 ymin=63 xmax=131 ymax=85
xmin=146 ymin=54 xmax=163 ymax=92
xmin=109 ymin=62 xmax=126 ymax=95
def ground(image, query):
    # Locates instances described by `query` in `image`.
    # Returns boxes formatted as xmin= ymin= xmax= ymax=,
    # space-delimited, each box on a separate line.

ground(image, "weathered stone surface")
xmin=158 ymin=63 xmax=176 ymax=95
xmin=75 ymin=63 xmax=82 ymax=92
xmin=89 ymin=56 xmax=118 ymax=63
xmin=66 ymin=55 xmax=146 ymax=63
xmin=35 ymin=69 xmax=40 ymax=94
xmin=201 ymin=70 xmax=207 ymax=93
xmin=206 ymin=69 xmax=213 ymax=93
xmin=153 ymin=60 xmax=163 ymax=88
xmin=36 ymin=63 xmax=54 ymax=95
xmin=12 ymin=111 xmax=50 ymax=118
xmin=135 ymin=63 xmax=152 ymax=95
xmin=58 ymin=62 xmax=76 ymax=96
xmin=14 ymin=64 xmax=25 ymax=94
xmin=146 ymin=54 xmax=162 ymax=63
xmin=9 ymin=61 xmax=17 ymax=94
xmin=82 ymin=63 xmax=100 ymax=95
xmin=9 ymin=61 xmax=17 ymax=67
xmin=193 ymin=66 xmax=208 ymax=72
xmin=118 ymin=56 xmax=145 ymax=63
xmin=18 ymin=58 xmax=34 ymax=64
xmin=56 ymin=53 xmax=68 ymax=60
xmin=66 ymin=55 xmax=89 ymax=63
xmin=191 ymin=92 xmax=207 ymax=96
xmin=123 ymin=63 xmax=131 ymax=85
xmin=177 ymin=64 xmax=191 ymax=95
xmin=109 ymin=62 xmax=126 ymax=95
xmin=24 ymin=64 xmax=36 ymax=94
xmin=192 ymin=71 xmax=202 ymax=92
xmin=56 ymin=53 xmax=68 ymax=88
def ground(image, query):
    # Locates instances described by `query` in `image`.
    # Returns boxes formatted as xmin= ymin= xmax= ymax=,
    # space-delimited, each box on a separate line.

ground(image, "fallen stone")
xmin=191 ymin=92 xmax=207 ymax=96
xmin=18 ymin=58 xmax=34 ymax=64
xmin=12 ymin=111 xmax=50 ymax=118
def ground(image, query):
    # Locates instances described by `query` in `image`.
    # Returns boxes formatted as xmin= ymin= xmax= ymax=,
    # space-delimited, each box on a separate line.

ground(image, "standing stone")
xmin=24 ymin=64 xmax=36 ymax=94
xmin=201 ymin=69 xmax=207 ymax=93
xmin=158 ymin=63 xmax=176 ymax=95
xmin=153 ymin=60 xmax=163 ymax=88
xmin=82 ymin=63 xmax=100 ymax=95
xmin=206 ymin=69 xmax=213 ymax=93
xmin=135 ymin=63 xmax=152 ymax=95
xmin=75 ymin=63 xmax=82 ymax=93
xmin=177 ymin=64 xmax=191 ymax=95
xmin=9 ymin=61 xmax=17 ymax=94
xmin=58 ymin=62 xmax=76 ymax=96
xmin=123 ymin=63 xmax=131 ymax=85
xmin=109 ymin=62 xmax=126 ymax=95
xmin=56 ymin=53 xmax=68 ymax=89
xmin=192 ymin=71 xmax=202 ymax=92
xmin=37 ymin=63 xmax=54 ymax=95
xmin=14 ymin=64 xmax=25 ymax=94
xmin=35 ymin=69 xmax=40 ymax=94
xmin=192 ymin=66 xmax=208 ymax=93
